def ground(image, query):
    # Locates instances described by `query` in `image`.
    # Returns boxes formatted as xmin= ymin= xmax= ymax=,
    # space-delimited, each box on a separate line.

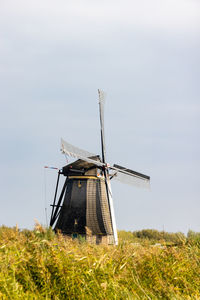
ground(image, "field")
xmin=0 ymin=225 xmax=200 ymax=299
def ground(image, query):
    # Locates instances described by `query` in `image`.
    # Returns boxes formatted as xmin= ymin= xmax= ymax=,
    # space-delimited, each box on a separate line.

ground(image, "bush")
xmin=132 ymin=229 xmax=186 ymax=245
xmin=187 ymin=230 xmax=200 ymax=245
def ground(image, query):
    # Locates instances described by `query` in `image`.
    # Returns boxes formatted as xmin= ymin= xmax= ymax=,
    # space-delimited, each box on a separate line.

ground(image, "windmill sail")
xmin=106 ymin=177 xmax=118 ymax=245
xmin=110 ymin=164 xmax=150 ymax=189
xmin=98 ymin=89 xmax=106 ymax=163
xmin=98 ymin=90 xmax=118 ymax=245
xmin=61 ymin=138 xmax=104 ymax=167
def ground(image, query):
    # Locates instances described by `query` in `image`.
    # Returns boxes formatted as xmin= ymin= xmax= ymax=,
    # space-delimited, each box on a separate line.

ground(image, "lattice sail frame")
xmin=60 ymin=138 xmax=150 ymax=189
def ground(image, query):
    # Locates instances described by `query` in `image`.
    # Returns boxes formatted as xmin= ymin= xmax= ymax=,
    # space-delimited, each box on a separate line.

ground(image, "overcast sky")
xmin=0 ymin=0 xmax=200 ymax=234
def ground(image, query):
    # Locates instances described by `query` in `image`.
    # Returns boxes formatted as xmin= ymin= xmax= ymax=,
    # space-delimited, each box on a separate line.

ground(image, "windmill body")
xmin=51 ymin=158 xmax=115 ymax=244
xmin=50 ymin=90 xmax=150 ymax=245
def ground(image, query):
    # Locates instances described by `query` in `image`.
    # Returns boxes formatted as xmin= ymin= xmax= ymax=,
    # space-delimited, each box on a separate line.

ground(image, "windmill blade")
xmin=98 ymin=90 xmax=118 ymax=244
xmin=61 ymin=138 xmax=104 ymax=167
xmin=98 ymin=89 xmax=106 ymax=163
xmin=110 ymin=164 xmax=150 ymax=189
xmin=106 ymin=176 xmax=118 ymax=245
xmin=113 ymin=164 xmax=150 ymax=180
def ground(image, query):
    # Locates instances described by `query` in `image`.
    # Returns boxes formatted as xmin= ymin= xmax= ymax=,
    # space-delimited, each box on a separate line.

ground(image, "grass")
xmin=0 ymin=225 xmax=200 ymax=299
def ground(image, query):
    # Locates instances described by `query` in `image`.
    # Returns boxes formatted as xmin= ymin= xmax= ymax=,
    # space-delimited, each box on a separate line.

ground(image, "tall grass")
xmin=0 ymin=225 xmax=200 ymax=299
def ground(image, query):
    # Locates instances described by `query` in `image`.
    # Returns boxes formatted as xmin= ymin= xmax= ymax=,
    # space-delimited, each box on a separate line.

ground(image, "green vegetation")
xmin=0 ymin=225 xmax=200 ymax=299
xmin=132 ymin=229 xmax=186 ymax=245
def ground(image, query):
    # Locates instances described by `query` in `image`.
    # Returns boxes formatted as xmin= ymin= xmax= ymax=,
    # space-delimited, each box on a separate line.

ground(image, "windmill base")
xmin=86 ymin=234 xmax=114 ymax=245
xmin=64 ymin=233 xmax=114 ymax=245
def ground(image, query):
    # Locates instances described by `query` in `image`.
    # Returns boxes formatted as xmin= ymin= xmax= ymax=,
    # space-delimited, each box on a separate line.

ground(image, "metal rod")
xmin=50 ymin=178 xmax=68 ymax=226
xmin=50 ymin=171 xmax=61 ymax=225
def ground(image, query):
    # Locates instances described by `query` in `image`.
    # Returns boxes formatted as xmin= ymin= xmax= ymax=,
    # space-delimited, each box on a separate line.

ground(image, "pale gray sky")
xmin=0 ymin=0 xmax=200 ymax=233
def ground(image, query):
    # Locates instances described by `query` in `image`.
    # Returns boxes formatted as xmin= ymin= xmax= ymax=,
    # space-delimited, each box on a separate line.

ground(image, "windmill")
xmin=50 ymin=90 xmax=150 ymax=245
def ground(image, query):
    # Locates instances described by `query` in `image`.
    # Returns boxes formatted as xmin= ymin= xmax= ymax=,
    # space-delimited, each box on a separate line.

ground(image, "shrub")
xmin=187 ymin=230 xmax=200 ymax=246
xmin=132 ymin=229 xmax=186 ymax=245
